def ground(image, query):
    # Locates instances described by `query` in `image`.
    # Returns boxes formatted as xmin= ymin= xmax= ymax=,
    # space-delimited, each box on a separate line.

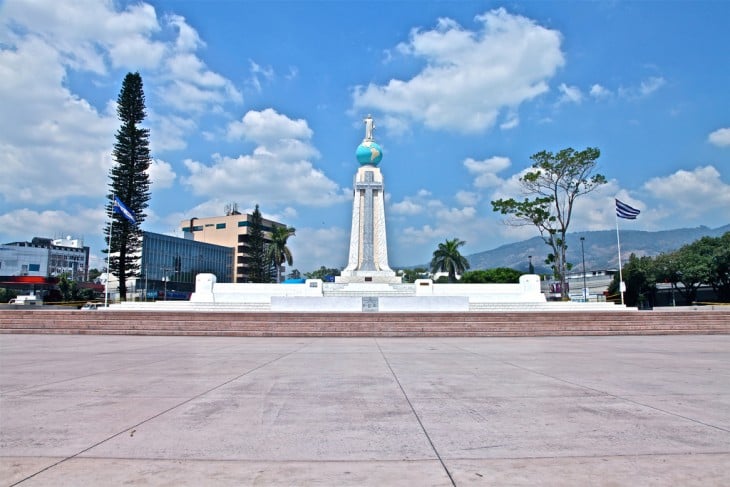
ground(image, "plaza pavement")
xmin=1 ymin=334 xmax=728 ymax=486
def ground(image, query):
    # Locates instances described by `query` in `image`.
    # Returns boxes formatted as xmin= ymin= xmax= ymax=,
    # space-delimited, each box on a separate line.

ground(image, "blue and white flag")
xmin=113 ymin=196 xmax=136 ymax=225
xmin=615 ymin=199 xmax=640 ymax=220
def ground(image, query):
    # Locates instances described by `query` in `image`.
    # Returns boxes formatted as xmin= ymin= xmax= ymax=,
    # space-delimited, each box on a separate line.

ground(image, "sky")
xmin=1 ymin=0 xmax=729 ymax=275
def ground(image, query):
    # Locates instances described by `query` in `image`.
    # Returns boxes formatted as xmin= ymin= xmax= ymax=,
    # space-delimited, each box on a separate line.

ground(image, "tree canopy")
xmin=430 ymin=238 xmax=470 ymax=283
xmin=460 ymin=268 xmax=523 ymax=283
xmin=608 ymin=232 xmax=730 ymax=305
xmin=105 ymin=72 xmax=151 ymax=300
xmin=247 ymin=204 xmax=267 ymax=283
xmin=491 ymin=147 xmax=606 ymax=299
xmin=304 ymin=266 xmax=341 ymax=281
xmin=266 ymin=226 xmax=296 ymax=283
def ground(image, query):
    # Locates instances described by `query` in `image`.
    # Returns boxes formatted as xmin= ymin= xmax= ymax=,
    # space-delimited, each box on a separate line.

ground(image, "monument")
xmin=337 ymin=115 xmax=401 ymax=284
xmin=120 ymin=114 xmax=616 ymax=313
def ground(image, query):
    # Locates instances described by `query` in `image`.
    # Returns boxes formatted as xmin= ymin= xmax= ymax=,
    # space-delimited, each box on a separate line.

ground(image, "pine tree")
xmin=247 ymin=204 xmax=267 ymax=282
xmin=105 ymin=72 xmax=152 ymax=300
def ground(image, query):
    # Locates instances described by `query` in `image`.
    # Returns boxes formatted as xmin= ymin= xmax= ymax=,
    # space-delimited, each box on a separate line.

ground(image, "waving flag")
xmin=615 ymin=199 xmax=640 ymax=220
xmin=113 ymin=196 xmax=136 ymax=225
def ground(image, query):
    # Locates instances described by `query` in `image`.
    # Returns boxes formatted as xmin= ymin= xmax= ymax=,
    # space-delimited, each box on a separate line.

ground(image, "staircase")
xmin=1 ymin=309 xmax=728 ymax=337
xmin=323 ymin=283 xmax=416 ymax=297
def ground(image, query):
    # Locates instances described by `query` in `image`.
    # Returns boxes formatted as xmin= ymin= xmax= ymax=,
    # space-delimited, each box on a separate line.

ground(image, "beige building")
xmin=180 ymin=212 xmax=286 ymax=283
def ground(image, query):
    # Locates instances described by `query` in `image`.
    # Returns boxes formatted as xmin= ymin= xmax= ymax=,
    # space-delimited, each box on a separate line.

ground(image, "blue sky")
xmin=1 ymin=0 xmax=729 ymax=274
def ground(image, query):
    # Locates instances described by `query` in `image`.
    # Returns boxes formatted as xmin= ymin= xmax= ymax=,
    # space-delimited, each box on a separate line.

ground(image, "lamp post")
xmin=580 ymin=237 xmax=587 ymax=301
xmin=161 ymin=267 xmax=170 ymax=301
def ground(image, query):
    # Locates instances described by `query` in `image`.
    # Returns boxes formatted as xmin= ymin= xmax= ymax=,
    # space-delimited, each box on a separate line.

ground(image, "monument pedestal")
xmin=336 ymin=270 xmax=402 ymax=284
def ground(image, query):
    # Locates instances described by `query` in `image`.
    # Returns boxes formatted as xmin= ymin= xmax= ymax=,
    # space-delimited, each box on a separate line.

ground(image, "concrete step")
xmin=1 ymin=309 xmax=728 ymax=337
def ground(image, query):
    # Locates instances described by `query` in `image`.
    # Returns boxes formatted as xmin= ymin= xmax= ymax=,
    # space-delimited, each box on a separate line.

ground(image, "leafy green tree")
xmin=88 ymin=268 xmax=102 ymax=282
xmin=707 ymin=232 xmax=730 ymax=302
xmin=399 ymin=267 xmax=429 ymax=283
xmin=104 ymin=72 xmax=151 ymax=300
xmin=430 ymin=238 xmax=470 ymax=283
xmin=247 ymin=204 xmax=267 ymax=283
xmin=664 ymin=235 xmax=722 ymax=304
xmin=461 ymin=267 xmax=523 ymax=283
xmin=287 ymin=269 xmax=302 ymax=280
xmin=304 ymin=266 xmax=341 ymax=281
xmin=491 ymin=147 xmax=606 ymax=299
xmin=0 ymin=288 xmax=18 ymax=303
xmin=266 ymin=226 xmax=296 ymax=283
xmin=608 ymin=254 xmax=656 ymax=307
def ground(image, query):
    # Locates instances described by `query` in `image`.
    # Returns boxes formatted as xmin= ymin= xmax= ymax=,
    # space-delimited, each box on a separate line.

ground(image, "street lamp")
xmin=580 ymin=237 xmax=587 ymax=301
xmin=161 ymin=267 xmax=170 ymax=301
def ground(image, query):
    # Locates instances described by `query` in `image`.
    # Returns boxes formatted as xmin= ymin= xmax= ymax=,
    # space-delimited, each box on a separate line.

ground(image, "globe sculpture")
xmin=356 ymin=140 xmax=383 ymax=166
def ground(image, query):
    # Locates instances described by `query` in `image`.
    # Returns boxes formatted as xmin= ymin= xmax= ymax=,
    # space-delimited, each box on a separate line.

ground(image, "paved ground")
xmin=1 ymin=334 xmax=728 ymax=486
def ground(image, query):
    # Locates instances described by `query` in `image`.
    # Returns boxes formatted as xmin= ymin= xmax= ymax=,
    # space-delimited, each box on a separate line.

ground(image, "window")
xmin=216 ymin=223 xmax=226 ymax=229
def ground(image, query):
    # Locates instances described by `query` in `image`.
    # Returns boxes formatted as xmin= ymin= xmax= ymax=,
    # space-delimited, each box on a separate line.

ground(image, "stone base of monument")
xmin=108 ymin=273 xmax=628 ymax=313
xmin=335 ymin=269 xmax=402 ymax=284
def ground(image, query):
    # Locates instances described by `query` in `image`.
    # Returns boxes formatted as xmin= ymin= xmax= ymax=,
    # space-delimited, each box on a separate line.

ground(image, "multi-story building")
xmin=1 ymin=237 xmax=90 ymax=281
xmin=135 ymin=231 xmax=233 ymax=297
xmin=179 ymin=211 xmax=287 ymax=283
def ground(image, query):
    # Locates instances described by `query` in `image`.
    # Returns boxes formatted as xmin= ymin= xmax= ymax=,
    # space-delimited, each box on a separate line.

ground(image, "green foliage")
xmin=88 ymin=268 xmax=102 ymax=282
xmin=304 ymin=266 xmax=341 ymax=281
xmin=399 ymin=267 xmax=429 ymax=283
xmin=491 ymin=147 xmax=606 ymax=299
xmin=287 ymin=269 xmax=302 ymax=280
xmin=609 ymin=232 xmax=730 ymax=305
xmin=608 ymin=254 xmax=656 ymax=307
xmin=0 ymin=288 xmax=18 ymax=303
xmin=461 ymin=268 xmax=523 ymax=283
xmin=266 ymin=226 xmax=296 ymax=283
xmin=430 ymin=238 xmax=470 ymax=283
xmin=708 ymin=232 xmax=730 ymax=301
xmin=104 ymin=72 xmax=152 ymax=300
xmin=247 ymin=204 xmax=268 ymax=283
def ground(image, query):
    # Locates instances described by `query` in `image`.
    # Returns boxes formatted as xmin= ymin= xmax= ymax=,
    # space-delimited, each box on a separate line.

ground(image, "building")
xmin=105 ymin=231 xmax=234 ymax=300
xmin=179 ymin=212 xmax=287 ymax=283
xmin=1 ymin=237 xmax=90 ymax=281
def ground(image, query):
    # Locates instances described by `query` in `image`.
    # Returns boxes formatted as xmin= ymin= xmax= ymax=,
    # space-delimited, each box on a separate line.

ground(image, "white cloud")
xmin=643 ymin=166 xmax=730 ymax=216
xmin=227 ymin=108 xmax=313 ymax=145
xmin=708 ymin=127 xmax=730 ymax=147
xmin=558 ymin=83 xmax=583 ymax=104
xmin=0 ymin=0 xmax=241 ymax=207
xmin=287 ymin=226 xmax=349 ymax=273
xmin=148 ymin=159 xmax=176 ymax=189
xmin=639 ymin=76 xmax=666 ymax=96
xmin=391 ymin=198 xmax=424 ymax=216
xmin=500 ymin=112 xmax=520 ymax=130
xmin=455 ymin=191 xmax=480 ymax=206
xmin=618 ymin=76 xmax=666 ymax=99
xmin=589 ymin=84 xmax=611 ymax=99
xmin=464 ymin=156 xmax=511 ymax=188
xmin=352 ymin=8 xmax=564 ymax=133
xmin=183 ymin=110 xmax=345 ymax=208
xmin=0 ymin=207 xmax=106 ymax=244
xmin=248 ymin=60 xmax=275 ymax=92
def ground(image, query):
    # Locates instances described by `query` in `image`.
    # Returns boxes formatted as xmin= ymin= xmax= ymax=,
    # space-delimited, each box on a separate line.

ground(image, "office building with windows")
xmin=136 ymin=231 xmax=234 ymax=298
xmin=1 ymin=237 xmax=89 ymax=281
xmin=180 ymin=212 xmax=287 ymax=283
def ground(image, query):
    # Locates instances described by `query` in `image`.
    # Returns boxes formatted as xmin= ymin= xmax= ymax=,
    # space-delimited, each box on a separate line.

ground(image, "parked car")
xmin=8 ymin=295 xmax=43 ymax=306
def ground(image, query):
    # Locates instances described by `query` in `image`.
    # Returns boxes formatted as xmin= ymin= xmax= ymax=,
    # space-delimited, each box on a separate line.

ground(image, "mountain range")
xmin=462 ymin=224 xmax=730 ymax=274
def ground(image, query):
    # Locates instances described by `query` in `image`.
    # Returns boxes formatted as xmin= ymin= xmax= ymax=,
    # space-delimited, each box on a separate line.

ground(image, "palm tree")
xmin=266 ymin=226 xmax=296 ymax=283
xmin=430 ymin=238 xmax=470 ymax=283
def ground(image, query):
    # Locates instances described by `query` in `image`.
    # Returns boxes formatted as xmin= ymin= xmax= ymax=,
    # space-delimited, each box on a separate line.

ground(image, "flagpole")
xmin=105 ymin=195 xmax=114 ymax=308
xmin=615 ymin=212 xmax=625 ymax=306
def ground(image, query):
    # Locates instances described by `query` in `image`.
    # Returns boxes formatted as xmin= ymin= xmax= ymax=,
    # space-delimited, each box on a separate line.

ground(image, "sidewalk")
xmin=2 ymin=335 xmax=729 ymax=486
